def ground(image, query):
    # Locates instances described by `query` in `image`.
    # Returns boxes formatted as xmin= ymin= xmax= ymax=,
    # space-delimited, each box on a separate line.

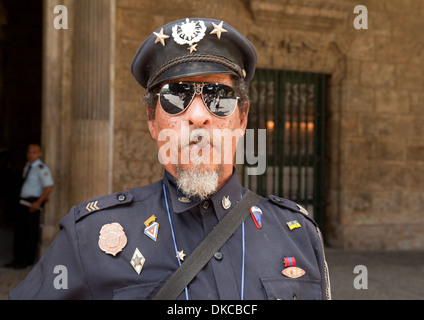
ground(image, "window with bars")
xmin=242 ymin=69 xmax=329 ymax=233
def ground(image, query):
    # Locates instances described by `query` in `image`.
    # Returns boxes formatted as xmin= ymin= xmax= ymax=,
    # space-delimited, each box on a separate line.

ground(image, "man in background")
xmin=4 ymin=144 xmax=53 ymax=269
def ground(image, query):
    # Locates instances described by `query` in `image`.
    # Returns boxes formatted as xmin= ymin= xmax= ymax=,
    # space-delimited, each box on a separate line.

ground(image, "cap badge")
xmin=98 ymin=222 xmax=127 ymax=256
xmin=172 ymin=18 xmax=206 ymax=50
xmin=130 ymin=248 xmax=146 ymax=274
xmin=153 ymin=28 xmax=169 ymax=47
xmin=210 ymin=21 xmax=227 ymax=39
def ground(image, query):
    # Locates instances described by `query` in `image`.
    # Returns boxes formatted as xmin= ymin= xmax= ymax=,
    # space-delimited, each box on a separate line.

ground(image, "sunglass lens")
xmin=202 ymin=84 xmax=238 ymax=117
xmin=160 ymin=83 xmax=194 ymax=115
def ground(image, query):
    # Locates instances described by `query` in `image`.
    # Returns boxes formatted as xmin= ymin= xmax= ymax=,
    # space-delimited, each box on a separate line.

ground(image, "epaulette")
xmin=267 ymin=194 xmax=318 ymax=227
xmin=38 ymin=164 xmax=44 ymax=169
xmin=75 ymin=191 xmax=134 ymax=222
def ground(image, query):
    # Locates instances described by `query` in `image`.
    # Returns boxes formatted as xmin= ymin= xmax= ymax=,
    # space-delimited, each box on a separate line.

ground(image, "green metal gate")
xmin=242 ymin=68 xmax=329 ymax=234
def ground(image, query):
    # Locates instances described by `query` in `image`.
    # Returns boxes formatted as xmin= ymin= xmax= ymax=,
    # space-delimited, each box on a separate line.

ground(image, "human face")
xmin=148 ymin=74 xmax=249 ymax=188
xmin=26 ymin=144 xmax=42 ymax=164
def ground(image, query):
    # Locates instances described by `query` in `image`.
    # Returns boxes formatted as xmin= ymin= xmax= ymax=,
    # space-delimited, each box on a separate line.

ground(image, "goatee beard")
xmin=175 ymin=165 xmax=222 ymax=200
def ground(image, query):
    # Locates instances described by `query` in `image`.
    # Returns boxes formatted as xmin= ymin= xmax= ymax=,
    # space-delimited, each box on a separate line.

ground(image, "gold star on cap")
xmin=210 ymin=21 xmax=227 ymax=39
xmin=153 ymin=28 xmax=169 ymax=46
xmin=177 ymin=250 xmax=186 ymax=261
xmin=187 ymin=44 xmax=198 ymax=53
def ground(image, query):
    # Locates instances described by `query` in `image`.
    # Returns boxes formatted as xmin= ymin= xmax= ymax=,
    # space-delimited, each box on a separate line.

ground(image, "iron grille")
xmin=242 ymin=69 xmax=329 ymax=233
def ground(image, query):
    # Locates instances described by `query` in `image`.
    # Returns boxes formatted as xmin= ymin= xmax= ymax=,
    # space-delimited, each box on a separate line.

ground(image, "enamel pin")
xmin=177 ymin=250 xmax=186 ymax=262
xmin=286 ymin=220 xmax=301 ymax=230
xmin=250 ymin=206 xmax=263 ymax=229
xmin=144 ymin=215 xmax=159 ymax=241
xmin=282 ymin=267 xmax=305 ymax=279
xmin=222 ymin=196 xmax=231 ymax=210
xmin=130 ymin=248 xmax=146 ymax=274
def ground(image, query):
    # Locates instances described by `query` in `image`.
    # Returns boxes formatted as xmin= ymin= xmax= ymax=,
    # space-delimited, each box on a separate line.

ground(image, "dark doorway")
xmin=0 ymin=0 xmax=43 ymax=226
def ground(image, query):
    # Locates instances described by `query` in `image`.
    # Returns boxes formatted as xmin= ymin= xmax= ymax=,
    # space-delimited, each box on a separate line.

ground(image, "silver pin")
xmin=222 ymin=196 xmax=231 ymax=210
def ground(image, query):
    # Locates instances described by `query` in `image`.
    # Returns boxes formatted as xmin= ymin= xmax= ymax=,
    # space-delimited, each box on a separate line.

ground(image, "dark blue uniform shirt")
xmin=9 ymin=169 xmax=330 ymax=300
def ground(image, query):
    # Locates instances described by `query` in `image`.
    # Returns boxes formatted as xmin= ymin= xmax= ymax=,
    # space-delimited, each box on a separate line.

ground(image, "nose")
xmin=183 ymin=94 xmax=213 ymax=127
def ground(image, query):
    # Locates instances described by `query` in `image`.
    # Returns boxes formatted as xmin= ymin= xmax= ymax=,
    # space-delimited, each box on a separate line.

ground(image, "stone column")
xmin=41 ymin=0 xmax=115 ymax=253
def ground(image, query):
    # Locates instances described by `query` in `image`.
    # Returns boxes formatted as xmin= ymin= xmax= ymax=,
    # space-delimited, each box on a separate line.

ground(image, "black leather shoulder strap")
xmin=153 ymin=190 xmax=262 ymax=300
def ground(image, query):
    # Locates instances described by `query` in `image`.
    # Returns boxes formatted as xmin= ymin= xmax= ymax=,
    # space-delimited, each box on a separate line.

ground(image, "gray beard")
xmin=175 ymin=165 xmax=222 ymax=200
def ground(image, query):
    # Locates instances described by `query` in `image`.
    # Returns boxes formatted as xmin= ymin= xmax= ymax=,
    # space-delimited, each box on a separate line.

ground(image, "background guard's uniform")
xmin=10 ymin=169 xmax=330 ymax=300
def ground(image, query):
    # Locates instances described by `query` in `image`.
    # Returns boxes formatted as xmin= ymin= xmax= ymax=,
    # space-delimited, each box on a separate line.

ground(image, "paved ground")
xmin=1 ymin=227 xmax=423 ymax=300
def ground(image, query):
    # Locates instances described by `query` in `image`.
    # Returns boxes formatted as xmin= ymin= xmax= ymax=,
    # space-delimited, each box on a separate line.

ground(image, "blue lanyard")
xmin=162 ymin=183 xmax=245 ymax=300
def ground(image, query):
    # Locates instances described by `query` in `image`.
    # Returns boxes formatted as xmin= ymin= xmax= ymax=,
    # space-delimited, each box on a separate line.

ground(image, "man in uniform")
xmin=5 ymin=143 xmax=54 ymax=269
xmin=10 ymin=18 xmax=330 ymax=299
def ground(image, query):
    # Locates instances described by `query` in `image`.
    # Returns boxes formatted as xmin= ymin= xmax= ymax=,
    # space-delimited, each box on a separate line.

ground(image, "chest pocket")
xmin=260 ymin=277 xmax=322 ymax=300
xmin=112 ymin=272 xmax=171 ymax=300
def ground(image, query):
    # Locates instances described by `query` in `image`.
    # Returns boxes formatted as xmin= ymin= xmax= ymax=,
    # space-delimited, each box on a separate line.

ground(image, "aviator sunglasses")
xmin=158 ymin=82 xmax=239 ymax=118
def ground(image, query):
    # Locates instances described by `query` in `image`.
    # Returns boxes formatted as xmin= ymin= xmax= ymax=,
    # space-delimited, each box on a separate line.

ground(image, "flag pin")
xmin=250 ymin=206 xmax=263 ymax=229
xmin=286 ymin=220 xmax=301 ymax=230
xmin=144 ymin=215 xmax=159 ymax=241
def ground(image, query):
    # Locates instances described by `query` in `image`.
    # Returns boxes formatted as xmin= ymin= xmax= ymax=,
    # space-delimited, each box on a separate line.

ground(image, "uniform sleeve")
xmin=9 ymin=207 xmax=91 ymax=299
xmin=39 ymin=166 xmax=54 ymax=188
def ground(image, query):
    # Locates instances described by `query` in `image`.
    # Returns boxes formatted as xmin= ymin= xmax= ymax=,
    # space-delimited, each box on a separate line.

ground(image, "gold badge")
xmin=177 ymin=250 xmax=186 ymax=261
xmin=98 ymin=222 xmax=127 ymax=256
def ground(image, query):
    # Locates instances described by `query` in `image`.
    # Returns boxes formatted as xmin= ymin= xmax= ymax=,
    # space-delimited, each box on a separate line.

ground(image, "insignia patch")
xmin=98 ymin=222 xmax=127 ymax=256
xmin=130 ymin=248 xmax=146 ymax=274
xmin=282 ymin=267 xmax=305 ymax=279
xmin=286 ymin=220 xmax=301 ymax=230
xmin=86 ymin=200 xmax=100 ymax=212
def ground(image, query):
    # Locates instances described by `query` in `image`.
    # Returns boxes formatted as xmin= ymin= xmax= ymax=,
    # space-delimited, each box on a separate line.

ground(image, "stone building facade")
xmin=35 ymin=0 xmax=424 ymax=252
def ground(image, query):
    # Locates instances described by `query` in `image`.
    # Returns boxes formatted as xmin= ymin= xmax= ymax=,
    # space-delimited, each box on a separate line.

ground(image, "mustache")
xmin=180 ymin=128 xmax=221 ymax=149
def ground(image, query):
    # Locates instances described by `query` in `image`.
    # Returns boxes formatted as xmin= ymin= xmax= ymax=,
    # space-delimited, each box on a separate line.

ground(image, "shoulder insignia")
xmin=267 ymin=194 xmax=317 ymax=226
xmin=75 ymin=191 xmax=133 ymax=222
xmin=38 ymin=164 xmax=44 ymax=169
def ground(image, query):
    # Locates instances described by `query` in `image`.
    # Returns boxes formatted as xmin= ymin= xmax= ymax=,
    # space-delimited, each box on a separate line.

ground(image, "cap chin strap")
xmin=147 ymin=53 xmax=245 ymax=90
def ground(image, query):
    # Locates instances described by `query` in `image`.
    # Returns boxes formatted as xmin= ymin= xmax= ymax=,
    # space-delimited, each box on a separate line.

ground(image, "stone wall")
xmin=111 ymin=0 xmax=424 ymax=250
xmin=41 ymin=0 xmax=424 ymax=250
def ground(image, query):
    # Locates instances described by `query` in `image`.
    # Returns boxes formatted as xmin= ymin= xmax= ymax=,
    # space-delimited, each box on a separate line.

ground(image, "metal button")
xmin=117 ymin=194 xmax=126 ymax=202
xmin=202 ymin=200 xmax=210 ymax=210
xmin=214 ymin=252 xmax=223 ymax=261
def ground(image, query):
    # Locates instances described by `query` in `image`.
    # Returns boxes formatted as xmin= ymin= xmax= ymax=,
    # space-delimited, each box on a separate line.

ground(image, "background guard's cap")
xmin=131 ymin=18 xmax=257 ymax=90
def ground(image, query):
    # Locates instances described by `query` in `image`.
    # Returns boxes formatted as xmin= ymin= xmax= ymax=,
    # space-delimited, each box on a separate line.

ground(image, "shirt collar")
xmin=163 ymin=168 xmax=244 ymax=220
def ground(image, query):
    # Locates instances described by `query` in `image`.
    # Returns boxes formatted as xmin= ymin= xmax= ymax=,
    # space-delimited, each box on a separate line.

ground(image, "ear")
xmin=147 ymin=106 xmax=158 ymax=140
xmin=239 ymin=102 xmax=250 ymax=133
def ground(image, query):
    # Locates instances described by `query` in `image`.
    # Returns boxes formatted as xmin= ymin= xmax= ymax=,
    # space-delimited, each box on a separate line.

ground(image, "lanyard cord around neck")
xmin=162 ymin=183 xmax=245 ymax=300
